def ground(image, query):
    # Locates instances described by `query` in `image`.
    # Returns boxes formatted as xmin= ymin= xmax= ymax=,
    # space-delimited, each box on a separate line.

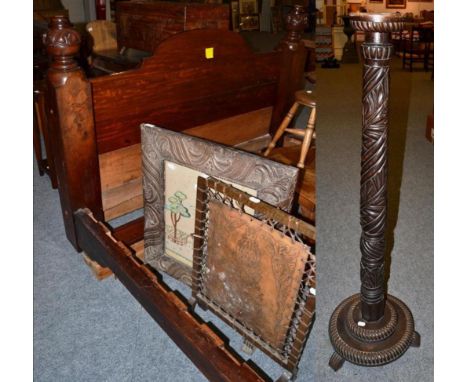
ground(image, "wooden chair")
xmin=86 ymin=20 xmax=118 ymax=53
xmin=264 ymin=90 xmax=316 ymax=169
xmin=85 ymin=20 xmax=123 ymax=74
xmin=402 ymin=24 xmax=433 ymax=72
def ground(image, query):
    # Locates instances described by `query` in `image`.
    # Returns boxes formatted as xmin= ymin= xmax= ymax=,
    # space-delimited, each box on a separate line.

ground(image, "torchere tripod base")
xmin=328 ymin=293 xmax=420 ymax=371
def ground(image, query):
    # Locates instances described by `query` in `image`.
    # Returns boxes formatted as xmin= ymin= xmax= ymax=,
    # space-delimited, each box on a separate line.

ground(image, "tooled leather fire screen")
xmin=192 ymin=177 xmax=316 ymax=377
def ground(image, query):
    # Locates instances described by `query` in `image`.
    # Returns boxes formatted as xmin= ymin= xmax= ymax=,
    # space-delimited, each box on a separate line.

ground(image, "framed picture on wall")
xmin=240 ymin=14 xmax=260 ymax=31
xmin=386 ymin=0 xmax=407 ymax=8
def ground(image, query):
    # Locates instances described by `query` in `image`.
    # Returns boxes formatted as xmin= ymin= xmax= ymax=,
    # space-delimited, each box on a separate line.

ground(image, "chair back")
xmin=86 ymin=21 xmax=118 ymax=53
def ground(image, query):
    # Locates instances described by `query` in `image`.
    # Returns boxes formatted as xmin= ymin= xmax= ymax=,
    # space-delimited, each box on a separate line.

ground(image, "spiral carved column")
xmin=328 ymin=14 xmax=420 ymax=371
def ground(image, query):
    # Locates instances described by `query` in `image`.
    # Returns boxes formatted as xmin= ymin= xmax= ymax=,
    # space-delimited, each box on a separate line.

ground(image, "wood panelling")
xmin=185 ymin=107 xmax=272 ymax=146
xmin=99 ymin=144 xmax=142 ymax=220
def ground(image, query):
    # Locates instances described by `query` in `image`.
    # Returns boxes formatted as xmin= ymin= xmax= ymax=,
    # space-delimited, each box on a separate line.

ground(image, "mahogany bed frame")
xmin=43 ymin=6 xmax=309 ymax=381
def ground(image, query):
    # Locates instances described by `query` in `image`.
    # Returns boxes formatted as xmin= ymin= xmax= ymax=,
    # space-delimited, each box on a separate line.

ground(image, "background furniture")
xmin=315 ymin=25 xmax=334 ymax=62
xmin=339 ymin=15 xmax=359 ymax=63
xmin=402 ymin=24 xmax=434 ymax=71
xmin=116 ymin=1 xmax=230 ymax=53
xmin=33 ymin=0 xmax=68 ymax=20
xmin=96 ymin=0 xmax=106 ymax=20
xmin=265 ymin=90 xmax=316 ymax=169
xmin=88 ymin=1 xmax=230 ymax=74
xmin=238 ymin=0 xmax=260 ymax=31
xmin=85 ymin=20 xmax=122 ymax=74
xmin=86 ymin=20 xmax=118 ymax=52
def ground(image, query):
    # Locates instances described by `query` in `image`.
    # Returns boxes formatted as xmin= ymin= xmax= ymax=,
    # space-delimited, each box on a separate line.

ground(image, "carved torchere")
xmin=328 ymin=13 xmax=420 ymax=371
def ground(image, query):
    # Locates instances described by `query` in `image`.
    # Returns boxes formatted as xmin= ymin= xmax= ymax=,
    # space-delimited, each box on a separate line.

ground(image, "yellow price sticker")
xmin=205 ymin=47 xmax=214 ymax=59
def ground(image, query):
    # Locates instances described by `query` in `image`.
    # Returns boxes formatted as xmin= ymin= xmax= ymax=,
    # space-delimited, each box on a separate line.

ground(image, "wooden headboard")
xmin=91 ymin=29 xmax=279 ymax=155
xmin=44 ymin=8 xmax=308 ymax=248
xmin=115 ymin=1 xmax=230 ymax=52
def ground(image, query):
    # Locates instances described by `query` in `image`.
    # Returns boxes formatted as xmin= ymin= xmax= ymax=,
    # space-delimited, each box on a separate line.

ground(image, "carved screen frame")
xmin=141 ymin=124 xmax=299 ymax=285
xmin=191 ymin=177 xmax=316 ymax=376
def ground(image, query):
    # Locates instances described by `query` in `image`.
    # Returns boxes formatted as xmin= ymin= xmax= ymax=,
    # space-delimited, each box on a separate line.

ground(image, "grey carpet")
xmin=34 ymin=52 xmax=433 ymax=380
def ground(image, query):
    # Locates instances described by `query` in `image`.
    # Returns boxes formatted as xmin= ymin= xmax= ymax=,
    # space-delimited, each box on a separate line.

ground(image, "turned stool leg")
xmin=264 ymin=102 xmax=300 ymax=157
xmin=297 ymin=105 xmax=316 ymax=168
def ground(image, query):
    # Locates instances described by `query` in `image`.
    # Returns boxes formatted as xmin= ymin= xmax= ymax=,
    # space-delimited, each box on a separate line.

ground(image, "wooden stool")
xmin=264 ymin=90 xmax=316 ymax=169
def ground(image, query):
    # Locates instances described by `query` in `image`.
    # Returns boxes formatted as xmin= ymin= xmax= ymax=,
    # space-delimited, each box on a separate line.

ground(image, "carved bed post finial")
xmin=43 ymin=16 xmax=81 ymax=72
xmin=327 ymin=13 xmax=420 ymax=371
xmin=44 ymin=15 xmax=103 ymax=250
xmin=270 ymin=5 xmax=308 ymax=136
xmin=285 ymin=5 xmax=309 ymax=48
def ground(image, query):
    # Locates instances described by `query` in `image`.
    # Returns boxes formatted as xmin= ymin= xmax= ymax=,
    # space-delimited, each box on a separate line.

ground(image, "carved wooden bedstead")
xmin=42 ymin=6 xmax=309 ymax=380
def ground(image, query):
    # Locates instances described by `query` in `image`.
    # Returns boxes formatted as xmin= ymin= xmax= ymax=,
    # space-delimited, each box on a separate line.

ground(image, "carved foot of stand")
xmin=411 ymin=331 xmax=421 ymax=347
xmin=329 ymin=352 xmax=345 ymax=371
xmin=329 ymin=294 xmax=419 ymax=370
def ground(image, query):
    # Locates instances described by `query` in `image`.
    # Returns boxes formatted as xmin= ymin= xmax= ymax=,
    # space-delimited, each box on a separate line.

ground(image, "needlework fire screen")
xmin=191 ymin=177 xmax=316 ymax=376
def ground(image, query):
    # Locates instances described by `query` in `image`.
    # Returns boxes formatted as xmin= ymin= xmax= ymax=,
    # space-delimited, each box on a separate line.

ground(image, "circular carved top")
xmin=43 ymin=15 xmax=81 ymax=58
xmin=349 ymin=13 xmax=404 ymax=33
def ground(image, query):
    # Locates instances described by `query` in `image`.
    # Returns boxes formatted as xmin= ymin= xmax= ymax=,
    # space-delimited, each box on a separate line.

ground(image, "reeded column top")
xmin=349 ymin=13 xmax=404 ymax=33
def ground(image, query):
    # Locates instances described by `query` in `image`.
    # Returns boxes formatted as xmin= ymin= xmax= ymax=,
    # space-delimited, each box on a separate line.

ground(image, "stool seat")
xmin=295 ymin=90 xmax=316 ymax=108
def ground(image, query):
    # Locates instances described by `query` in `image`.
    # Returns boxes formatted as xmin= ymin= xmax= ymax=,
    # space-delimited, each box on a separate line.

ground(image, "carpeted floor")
xmin=34 ymin=41 xmax=433 ymax=381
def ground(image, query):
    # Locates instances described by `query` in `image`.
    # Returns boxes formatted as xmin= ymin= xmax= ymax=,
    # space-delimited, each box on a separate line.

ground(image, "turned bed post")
xmin=328 ymin=14 xmax=420 ymax=371
xmin=270 ymin=5 xmax=308 ymax=136
xmin=44 ymin=16 xmax=103 ymax=250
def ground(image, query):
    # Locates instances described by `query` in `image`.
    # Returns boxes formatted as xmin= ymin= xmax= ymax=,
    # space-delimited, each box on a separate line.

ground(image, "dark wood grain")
xmin=328 ymin=14 xmax=419 ymax=371
xmin=116 ymin=1 xmax=229 ymax=52
xmin=112 ymin=217 xmax=144 ymax=245
xmin=44 ymin=16 xmax=104 ymax=248
xmin=74 ymin=208 xmax=264 ymax=382
xmin=270 ymin=5 xmax=308 ymax=135
xmin=91 ymin=29 xmax=280 ymax=154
